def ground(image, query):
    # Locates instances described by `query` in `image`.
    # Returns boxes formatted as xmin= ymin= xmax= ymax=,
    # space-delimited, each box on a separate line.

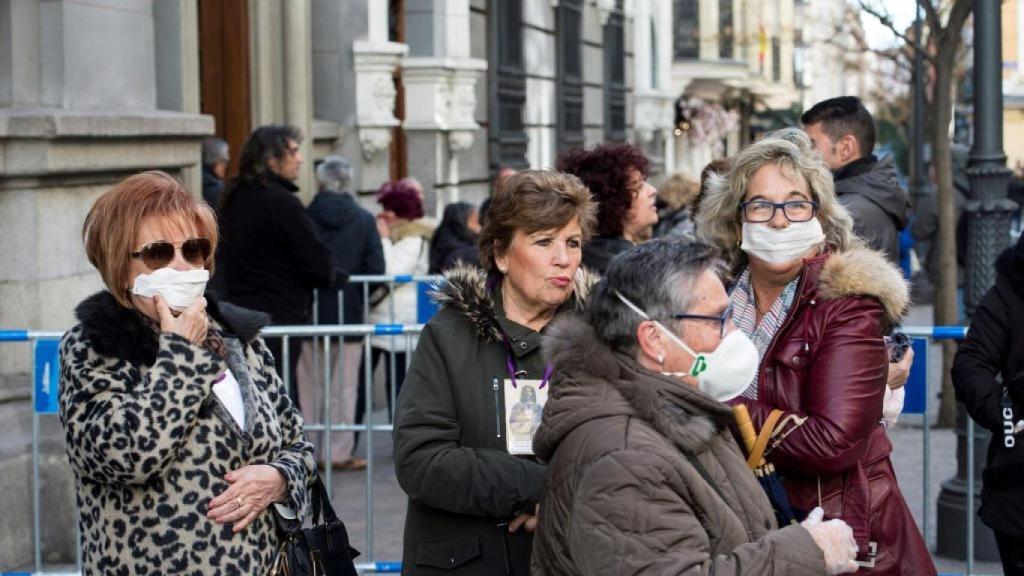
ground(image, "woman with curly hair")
xmin=557 ymin=143 xmax=658 ymax=273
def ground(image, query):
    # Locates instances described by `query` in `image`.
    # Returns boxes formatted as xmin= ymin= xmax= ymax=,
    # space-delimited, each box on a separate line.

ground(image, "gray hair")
xmin=316 ymin=155 xmax=354 ymax=192
xmin=202 ymin=137 xmax=229 ymax=167
xmin=695 ymin=129 xmax=855 ymax=269
xmin=587 ymin=239 xmax=724 ymax=354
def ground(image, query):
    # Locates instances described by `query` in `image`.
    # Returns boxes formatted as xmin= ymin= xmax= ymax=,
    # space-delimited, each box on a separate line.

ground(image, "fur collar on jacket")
xmin=74 ymin=291 xmax=270 ymax=367
xmin=815 ymin=244 xmax=910 ymax=327
xmin=432 ymin=264 xmax=597 ymax=342
xmin=997 ymin=235 xmax=1024 ymax=300
xmin=534 ymin=316 xmax=732 ymax=462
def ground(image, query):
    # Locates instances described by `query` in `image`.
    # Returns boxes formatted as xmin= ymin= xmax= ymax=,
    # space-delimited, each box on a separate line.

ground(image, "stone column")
xmin=632 ymin=0 xmax=676 ymax=178
xmin=283 ymin=0 xmax=315 ymax=201
xmin=0 ymin=1 xmax=212 ymax=567
xmin=402 ymin=0 xmax=486 ymax=218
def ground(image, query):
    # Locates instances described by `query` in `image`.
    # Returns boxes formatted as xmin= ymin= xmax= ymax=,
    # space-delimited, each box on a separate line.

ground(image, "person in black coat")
xmin=217 ymin=125 xmax=336 ymax=405
xmin=953 ymin=233 xmax=1024 ymax=575
xmin=202 ymin=137 xmax=229 ymax=209
xmin=428 ymin=202 xmax=481 ymax=273
xmin=297 ymin=155 xmax=385 ymax=469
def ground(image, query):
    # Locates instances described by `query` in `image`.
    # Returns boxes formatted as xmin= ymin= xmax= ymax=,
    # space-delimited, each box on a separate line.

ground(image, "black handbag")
xmin=271 ymin=474 xmax=360 ymax=576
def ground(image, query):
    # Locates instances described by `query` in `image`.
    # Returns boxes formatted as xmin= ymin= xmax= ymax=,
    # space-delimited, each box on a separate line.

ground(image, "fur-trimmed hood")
xmin=431 ymin=264 xmax=597 ymax=342
xmin=74 ymin=290 xmax=270 ymax=367
xmin=534 ymin=316 xmax=733 ymax=462
xmin=815 ymin=243 xmax=910 ymax=327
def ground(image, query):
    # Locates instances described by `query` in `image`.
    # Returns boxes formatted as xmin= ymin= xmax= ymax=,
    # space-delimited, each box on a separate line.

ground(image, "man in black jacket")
xmin=802 ymin=96 xmax=910 ymax=265
xmin=217 ymin=125 xmax=336 ymax=405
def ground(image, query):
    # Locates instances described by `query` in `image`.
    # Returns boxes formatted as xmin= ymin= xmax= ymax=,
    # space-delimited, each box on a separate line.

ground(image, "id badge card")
xmin=503 ymin=378 xmax=548 ymax=455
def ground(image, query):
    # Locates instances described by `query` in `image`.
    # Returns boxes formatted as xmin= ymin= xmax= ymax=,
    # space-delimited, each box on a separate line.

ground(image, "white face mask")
xmin=615 ymin=291 xmax=759 ymax=402
xmin=741 ymin=218 xmax=825 ymax=264
xmin=132 ymin=267 xmax=209 ymax=311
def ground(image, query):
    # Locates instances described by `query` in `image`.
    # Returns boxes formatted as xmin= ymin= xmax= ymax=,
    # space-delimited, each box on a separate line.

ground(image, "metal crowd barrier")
xmin=0 ymin=323 xmax=422 ymax=575
xmin=0 ymin=324 xmax=1001 ymax=575
xmin=261 ymin=323 xmax=423 ymax=573
xmin=311 ymin=275 xmax=442 ymax=423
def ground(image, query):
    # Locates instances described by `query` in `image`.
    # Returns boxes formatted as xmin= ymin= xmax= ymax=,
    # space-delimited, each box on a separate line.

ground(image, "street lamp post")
xmin=935 ymin=0 xmax=1017 ymax=563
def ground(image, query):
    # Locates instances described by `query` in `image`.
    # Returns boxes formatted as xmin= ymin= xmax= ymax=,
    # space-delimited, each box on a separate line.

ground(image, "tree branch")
xmin=946 ymin=0 xmax=973 ymax=38
xmin=919 ymin=0 xmax=942 ymax=36
xmin=859 ymin=0 xmax=936 ymax=65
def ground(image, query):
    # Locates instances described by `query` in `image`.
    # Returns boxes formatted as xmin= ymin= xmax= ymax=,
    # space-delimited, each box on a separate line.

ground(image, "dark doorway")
xmin=198 ymin=0 xmax=251 ymax=179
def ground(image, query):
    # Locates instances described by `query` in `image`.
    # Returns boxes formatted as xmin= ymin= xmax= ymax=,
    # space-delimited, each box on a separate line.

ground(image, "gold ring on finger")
xmin=236 ymin=496 xmax=244 ymax=509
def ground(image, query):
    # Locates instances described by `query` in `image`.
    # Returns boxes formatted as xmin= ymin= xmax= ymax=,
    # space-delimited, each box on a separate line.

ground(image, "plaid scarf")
xmin=729 ymin=268 xmax=800 ymax=400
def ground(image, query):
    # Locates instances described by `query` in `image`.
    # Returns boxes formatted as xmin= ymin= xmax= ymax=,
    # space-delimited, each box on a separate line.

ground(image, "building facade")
xmin=0 ymin=0 xmax=677 ymax=566
xmin=669 ymin=0 xmax=801 ymax=178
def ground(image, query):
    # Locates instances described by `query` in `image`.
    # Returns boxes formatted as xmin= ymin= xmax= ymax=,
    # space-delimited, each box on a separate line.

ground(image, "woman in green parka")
xmin=393 ymin=170 xmax=596 ymax=575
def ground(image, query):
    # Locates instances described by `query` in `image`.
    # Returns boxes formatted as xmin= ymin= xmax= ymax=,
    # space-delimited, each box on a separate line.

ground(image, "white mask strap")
xmin=614 ymin=290 xmax=708 ymax=377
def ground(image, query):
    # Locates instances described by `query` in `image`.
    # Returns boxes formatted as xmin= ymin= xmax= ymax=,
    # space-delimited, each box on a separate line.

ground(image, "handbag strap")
xmin=746 ymin=409 xmax=785 ymax=469
xmin=310 ymin=473 xmax=340 ymax=525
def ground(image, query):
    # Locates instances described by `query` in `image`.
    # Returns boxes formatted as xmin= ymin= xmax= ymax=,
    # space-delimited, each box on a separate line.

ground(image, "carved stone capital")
xmin=448 ymin=130 xmax=475 ymax=154
xmin=594 ymin=0 xmax=616 ymax=25
xmin=359 ymin=127 xmax=392 ymax=161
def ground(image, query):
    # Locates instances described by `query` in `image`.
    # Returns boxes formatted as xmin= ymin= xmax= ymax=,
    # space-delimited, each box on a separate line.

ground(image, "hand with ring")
xmin=207 ymin=464 xmax=288 ymax=533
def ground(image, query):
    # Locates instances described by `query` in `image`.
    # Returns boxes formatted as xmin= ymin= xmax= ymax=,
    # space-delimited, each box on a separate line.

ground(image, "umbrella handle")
xmin=732 ymin=404 xmax=758 ymax=455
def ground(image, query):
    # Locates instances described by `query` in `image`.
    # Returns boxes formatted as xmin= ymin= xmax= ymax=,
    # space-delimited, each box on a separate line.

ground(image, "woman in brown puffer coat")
xmin=531 ymin=240 xmax=856 ymax=576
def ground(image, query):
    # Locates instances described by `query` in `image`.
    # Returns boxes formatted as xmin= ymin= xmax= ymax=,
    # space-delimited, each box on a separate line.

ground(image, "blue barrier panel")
xmin=33 ymin=339 xmax=61 ymax=414
xmin=903 ymin=338 xmax=929 ymax=415
xmin=393 ymin=275 xmax=414 ymax=283
xmin=376 ymin=562 xmax=402 ymax=572
xmin=417 ymin=281 xmax=440 ymax=325
xmin=0 ymin=330 xmax=29 ymax=342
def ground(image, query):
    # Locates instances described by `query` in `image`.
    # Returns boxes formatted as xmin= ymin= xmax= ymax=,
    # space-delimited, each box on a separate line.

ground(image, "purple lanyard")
xmin=499 ymin=330 xmax=554 ymax=389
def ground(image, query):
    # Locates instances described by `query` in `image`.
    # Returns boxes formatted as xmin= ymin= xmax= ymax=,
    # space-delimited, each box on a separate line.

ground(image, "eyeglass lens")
xmin=743 ymin=201 xmax=815 ymax=222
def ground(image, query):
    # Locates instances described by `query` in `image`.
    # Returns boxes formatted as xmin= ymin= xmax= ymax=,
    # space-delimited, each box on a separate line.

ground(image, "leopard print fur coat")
xmin=59 ymin=291 xmax=316 ymax=575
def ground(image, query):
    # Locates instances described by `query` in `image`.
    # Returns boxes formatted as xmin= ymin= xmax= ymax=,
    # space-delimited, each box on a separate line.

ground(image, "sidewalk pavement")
xmin=333 ymin=410 xmax=1004 ymax=574
xmin=332 ymin=302 xmax=1004 ymax=574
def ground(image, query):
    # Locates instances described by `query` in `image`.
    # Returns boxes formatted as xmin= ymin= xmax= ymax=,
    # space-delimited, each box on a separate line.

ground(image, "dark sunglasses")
xmin=131 ymin=237 xmax=212 ymax=270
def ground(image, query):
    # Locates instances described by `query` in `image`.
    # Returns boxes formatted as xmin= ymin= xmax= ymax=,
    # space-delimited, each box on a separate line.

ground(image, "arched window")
xmin=719 ymin=0 xmax=734 ymax=59
xmin=674 ymin=0 xmax=699 ymax=59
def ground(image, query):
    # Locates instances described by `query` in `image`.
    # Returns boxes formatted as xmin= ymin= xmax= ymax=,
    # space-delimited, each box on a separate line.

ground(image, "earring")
xmin=657 ymin=353 xmax=665 ymax=365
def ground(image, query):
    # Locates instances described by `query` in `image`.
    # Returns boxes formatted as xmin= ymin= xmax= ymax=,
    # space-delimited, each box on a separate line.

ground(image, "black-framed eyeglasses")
xmin=665 ymin=303 xmax=734 ymax=339
xmin=740 ymin=200 xmax=819 ymax=223
xmin=131 ymin=237 xmax=212 ymax=270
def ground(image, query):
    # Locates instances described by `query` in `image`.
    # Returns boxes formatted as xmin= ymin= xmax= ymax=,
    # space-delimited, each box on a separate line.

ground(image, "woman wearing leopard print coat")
xmin=59 ymin=171 xmax=316 ymax=575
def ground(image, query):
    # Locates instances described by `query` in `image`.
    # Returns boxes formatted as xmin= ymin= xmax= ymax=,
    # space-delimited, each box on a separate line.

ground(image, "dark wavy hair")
xmin=556 ymin=143 xmax=649 ymax=238
xmin=220 ymin=125 xmax=302 ymax=209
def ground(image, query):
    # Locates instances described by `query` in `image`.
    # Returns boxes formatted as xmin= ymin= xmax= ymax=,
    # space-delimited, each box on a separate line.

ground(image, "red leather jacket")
xmin=732 ymin=247 xmax=934 ymax=575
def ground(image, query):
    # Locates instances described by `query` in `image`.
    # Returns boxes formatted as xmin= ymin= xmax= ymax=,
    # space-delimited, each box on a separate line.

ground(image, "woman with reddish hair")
xmin=60 ymin=171 xmax=315 ymax=573
xmin=556 ymin=143 xmax=658 ymax=273
xmin=366 ymin=179 xmax=435 ymax=415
